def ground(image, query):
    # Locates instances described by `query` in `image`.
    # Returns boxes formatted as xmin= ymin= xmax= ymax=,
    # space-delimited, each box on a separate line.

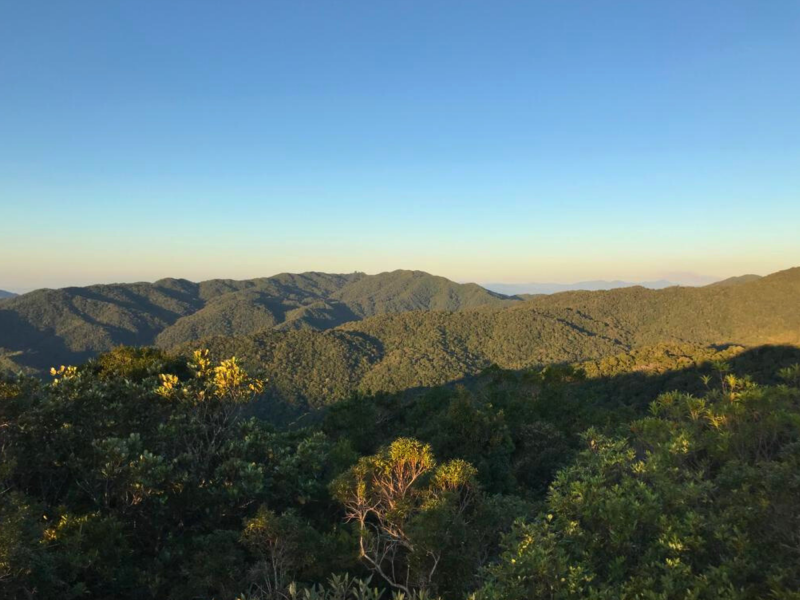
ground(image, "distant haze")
xmin=485 ymin=280 xmax=681 ymax=296
xmin=0 ymin=271 xmax=762 ymax=296
xmin=2 ymin=271 xmax=728 ymax=296
xmin=484 ymin=274 xmax=722 ymax=296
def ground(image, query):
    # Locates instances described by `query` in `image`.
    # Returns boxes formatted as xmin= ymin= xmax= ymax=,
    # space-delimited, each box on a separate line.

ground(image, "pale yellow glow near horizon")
xmin=2 ymin=247 xmax=797 ymax=292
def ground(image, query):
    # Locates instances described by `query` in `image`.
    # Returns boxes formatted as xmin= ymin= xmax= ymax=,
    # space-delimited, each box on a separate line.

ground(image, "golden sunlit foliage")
xmin=2 ymin=344 xmax=800 ymax=599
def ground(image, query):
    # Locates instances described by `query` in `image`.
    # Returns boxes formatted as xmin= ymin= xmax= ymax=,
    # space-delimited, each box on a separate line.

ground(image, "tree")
xmin=240 ymin=506 xmax=319 ymax=598
xmin=332 ymin=438 xmax=480 ymax=595
xmin=476 ymin=381 xmax=800 ymax=600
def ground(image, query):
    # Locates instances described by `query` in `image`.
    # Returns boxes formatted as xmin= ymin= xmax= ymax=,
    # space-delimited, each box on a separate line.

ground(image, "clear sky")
xmin=1 ymin=1 xmax=799 ymax=291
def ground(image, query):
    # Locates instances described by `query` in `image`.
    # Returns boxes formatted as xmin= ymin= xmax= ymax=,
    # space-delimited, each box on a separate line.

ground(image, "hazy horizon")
xmin=2 ymin=265 xmax=792 ymax=296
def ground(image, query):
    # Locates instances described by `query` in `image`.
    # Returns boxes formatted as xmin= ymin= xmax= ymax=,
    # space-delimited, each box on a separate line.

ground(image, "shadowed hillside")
xmin=0 ymin=270 xmax=514 ymax=371
xmin=3 ymin=268 xmax=798 ymax=391
xmin=522 ymin=266 xmax=800 ymax=347
xmin=183 ymin=268 xmax=800 ymax=408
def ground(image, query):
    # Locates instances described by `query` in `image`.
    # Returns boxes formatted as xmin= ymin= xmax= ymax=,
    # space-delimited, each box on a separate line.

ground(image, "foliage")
xmin=4 ymin=269 xmax=800 ymax=405
xmin=331 ymin=439 xmax=518 ymax=597
xmin=0 ymin=350 xmax=346 ymax=599
xmin=240 ymin=574 xmax=440 ymax=600
xmin=475 ymin=378 xmax=800 ymax=599
xmin=0 ymin=270 xmax=511 ymax=373
xmin=2 ymin=341 xmax=800 ymax=599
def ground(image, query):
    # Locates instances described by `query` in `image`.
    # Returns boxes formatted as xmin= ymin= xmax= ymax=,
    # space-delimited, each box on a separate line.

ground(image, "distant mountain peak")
xmin=707 ymin=274 xmax=762 ymax=287
xmin=0 ymin=270 xmax=514 ymax=373
xmin=2 ymin=267 xmax=798 ymax=382
xmin=0 ymin=289 xmax=17 ymax=299
xmin=483 ymin=279 xmax=680 ymax=296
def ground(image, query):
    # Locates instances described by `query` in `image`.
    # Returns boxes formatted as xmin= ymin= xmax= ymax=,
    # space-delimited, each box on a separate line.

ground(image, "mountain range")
xmin=0 ymin=289 xmax=17 ymax=299
xmin=0 ymin=270 xmax=512 ymax=372
xmin=483 ymin=272 xmax=750 ymax=295
xmin=190 ymin=267 xmax=798 ymax=407
xmin=1 ymin=267 xmax=797 ymax=408
xmin=484 ymin=279 xmax=681 ymax=295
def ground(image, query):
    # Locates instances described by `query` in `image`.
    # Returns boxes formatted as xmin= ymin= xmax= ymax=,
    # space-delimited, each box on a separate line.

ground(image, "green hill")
xmin=0 ymin=270 xmax=514 ymax=372
xmin=2 ymin=267 xmax=798 ymax=395
xmin=707 ymin=273 xmax=762 ymax=286
xmin=188 ymin=267 xmax=800 ymax=408
xmin=330 ymin=270 xmax=512 ymax=317
xmin=523 ymin=266 xmax=800 ymax=347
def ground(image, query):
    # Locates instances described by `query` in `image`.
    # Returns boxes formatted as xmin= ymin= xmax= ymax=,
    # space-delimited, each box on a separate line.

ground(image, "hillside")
xmin=189 ymin=268 xmax=800 ymax=407
xmin=4 ymin=333 xmax=799 ymax=599
xmin=187 ymin=306 xmax=625 ymax=408
xmin=0 ymin=289 xmax=17 ymax=299
xmin=333 ymin=270 xmax=510 ymax=316
xmin=0 ymin=270 xmax=514 ymax=372
xmin=708 ymin=273 xmax=762 ymax=287
xmin=523 ymin=267 xmax=800 ymax=347
xmin=2 ymin=268 xmax=798 ymax=398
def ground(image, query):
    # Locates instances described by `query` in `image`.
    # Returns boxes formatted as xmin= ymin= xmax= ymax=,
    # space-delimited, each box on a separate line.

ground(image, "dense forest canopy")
xmin=180 ymin=267 xmax=800 ymax=409
xmin=0 ymin=270 xmax=514 ymax=374
xmin=1 ymin=268 xmax=799 ymax=406
xmin=2 ymin=342 xmax=800 ymax=598
xmin=2 ymin=267 xmax=800 ymax=598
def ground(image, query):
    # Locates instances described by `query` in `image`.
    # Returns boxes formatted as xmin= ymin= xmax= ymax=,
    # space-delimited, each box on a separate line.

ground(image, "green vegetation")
xmin=0 ymin=270 xmax=514 ymax=373
xmin=2 ymin=342 xmax=800 ymax=599
xmin=184 ymin=268 xmax=800 ymax=409
xmin=2 ymin=267 xmax=800 ymax=596
xmin=476 ymin=380 xmax=800 ymax=599
xmin=3 ymin=267 xmax=800 ymax=411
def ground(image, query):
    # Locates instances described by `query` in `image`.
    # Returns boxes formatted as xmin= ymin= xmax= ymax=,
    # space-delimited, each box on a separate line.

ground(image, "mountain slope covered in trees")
xmin=185 ymin=268 xmax=800 ymax=408
xmin=708 ymin=273 xmax=763 ymax=287
xmin=2 ymin=267 xmax=799 ymax=594
xmin=0 ymin=270 xmax=514 ymax=372
xmin=1 ymin=268 xmax=798 ymax=405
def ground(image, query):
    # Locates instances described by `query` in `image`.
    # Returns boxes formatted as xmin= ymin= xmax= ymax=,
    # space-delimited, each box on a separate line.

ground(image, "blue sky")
xmin=1 ymin=1 xmax=799 ymax=291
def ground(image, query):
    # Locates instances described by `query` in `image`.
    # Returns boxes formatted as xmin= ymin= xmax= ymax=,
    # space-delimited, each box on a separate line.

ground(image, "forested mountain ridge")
xmin=1 ymin=268 xmax=798 ymax=392
xmin=181 ymin=268 xmax=800 ymax=408
xmin=0 ymin=270 xmax=515 ymax=371
xmin=522 ymin=266 xmax=800 ymax=346
xmin=3 ymin=269 xmax=800 ymax=595
xmin=707 ymin=273 xmax=762 ymax=286
xmin=185 ymin=308 xmax=626 ymax=408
